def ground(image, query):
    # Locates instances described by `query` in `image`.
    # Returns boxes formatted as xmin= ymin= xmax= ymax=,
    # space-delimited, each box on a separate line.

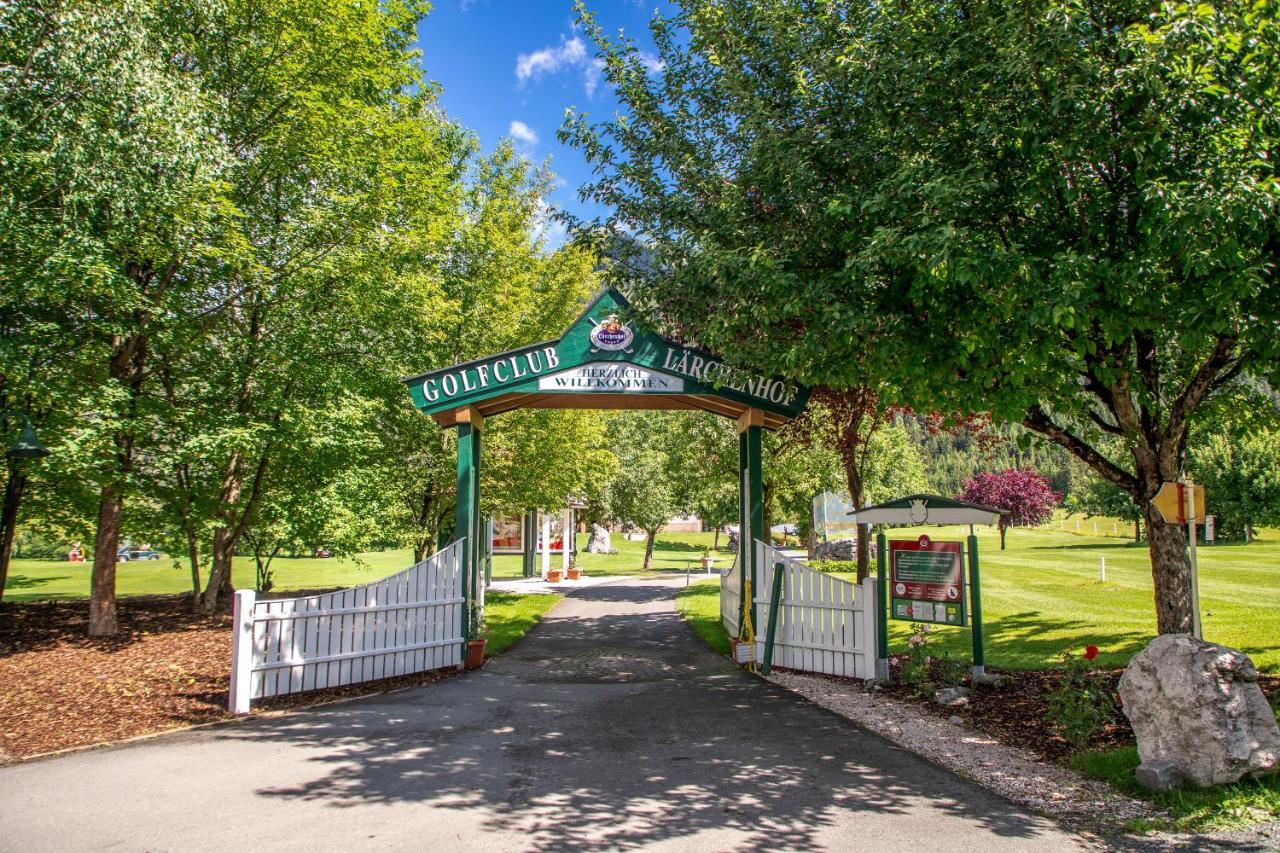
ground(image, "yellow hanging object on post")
xmin=733 ymin=577 xmax=757 ymax=670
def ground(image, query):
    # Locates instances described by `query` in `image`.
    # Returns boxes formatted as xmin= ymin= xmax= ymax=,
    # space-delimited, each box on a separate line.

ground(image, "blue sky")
xmin=416 ymin=1 xmax=670 ymax=246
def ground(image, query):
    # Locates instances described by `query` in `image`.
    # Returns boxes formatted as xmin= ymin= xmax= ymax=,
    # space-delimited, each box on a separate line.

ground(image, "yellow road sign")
xmin=1151 ymin=481 xmax=1205 ymax=524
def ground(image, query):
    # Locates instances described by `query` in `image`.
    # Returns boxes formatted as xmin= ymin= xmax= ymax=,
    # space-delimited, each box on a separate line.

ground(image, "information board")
xmin=889 ymin=535 xmax=966 ymax=626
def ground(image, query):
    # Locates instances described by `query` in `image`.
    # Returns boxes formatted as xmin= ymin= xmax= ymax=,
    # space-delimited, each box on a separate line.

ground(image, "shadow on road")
xmin=215 ymin=580 xmax=1071 ymax=850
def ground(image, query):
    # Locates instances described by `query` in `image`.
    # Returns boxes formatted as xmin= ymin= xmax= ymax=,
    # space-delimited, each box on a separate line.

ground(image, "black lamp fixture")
xmin=4 ymin=412 xmax=49 ymax=460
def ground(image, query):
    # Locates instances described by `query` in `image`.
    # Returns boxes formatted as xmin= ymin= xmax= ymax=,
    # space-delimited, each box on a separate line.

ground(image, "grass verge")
xmin=1070 ymin=745 xmax=1280 ymax=832
xmin=485 ymin=591 xmax=560 ymax=656
xmin=675 ymin=579 xmax=730 ymax=655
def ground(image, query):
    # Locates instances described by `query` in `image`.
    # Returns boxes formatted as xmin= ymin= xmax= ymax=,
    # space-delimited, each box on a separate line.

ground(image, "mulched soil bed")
xmin=875 ymin=660 xmax=1280 ymax=763
xmin=0 ymin=594 xmax=458 ymax=762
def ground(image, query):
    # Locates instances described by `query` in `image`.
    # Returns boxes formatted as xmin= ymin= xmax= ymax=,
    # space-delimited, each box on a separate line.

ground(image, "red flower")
xmin=1083 ymin=645 xmax=1099 ymax=661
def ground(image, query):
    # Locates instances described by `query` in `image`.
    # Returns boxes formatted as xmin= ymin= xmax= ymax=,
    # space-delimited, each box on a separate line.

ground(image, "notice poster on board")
xmin=889 ymin=535 xmax=967 ymax=626
xmin=491 ymin=515 xmax=524 ymax=554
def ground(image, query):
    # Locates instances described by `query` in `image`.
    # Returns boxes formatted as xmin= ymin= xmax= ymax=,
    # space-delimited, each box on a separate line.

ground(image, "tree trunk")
xmin=845 ymin=465 xmax=871 ymax=581
xmin=0 ymin=467 xmax=27 ymax=603
xmin=184 ymin=523 xmax=202 ymax=613
xmin=713 ymin=528 xmax=720 ymax=551
xmin=202 ymin=523 xmax=238 ymax=612
xmin=1143 ymin=501 xmax=1194 ymax=634
xmin=643 ymin=530 xmax=655 ymax=570
xmin=89 ymin=484 xmax=122 ymax=636
xmin=1245 ymin=521 xmax=1253 ymax=543
xmin=999 ymin=521 xmax=1007 ymax=550
xmin=1133 ymin=518 xmax=1141 ymax=545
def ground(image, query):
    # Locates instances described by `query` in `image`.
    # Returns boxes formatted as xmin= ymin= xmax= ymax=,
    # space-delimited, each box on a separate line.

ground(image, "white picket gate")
xmin=719 ymin=540 xmax=876 ymax=679
xmin=229 ymin=539 xmax=466 ymax=712
xmin=719 ymin=553 xmax=741 ymax=638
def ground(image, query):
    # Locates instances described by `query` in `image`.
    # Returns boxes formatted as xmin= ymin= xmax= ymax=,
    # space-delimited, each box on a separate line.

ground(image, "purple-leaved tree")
xmin=959 ymin=469 xmax=1062 ymax=550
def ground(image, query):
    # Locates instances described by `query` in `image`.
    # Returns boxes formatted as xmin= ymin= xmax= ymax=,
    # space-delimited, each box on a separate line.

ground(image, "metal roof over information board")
xmin=849 ymin=494 xmax=1008 ymax=526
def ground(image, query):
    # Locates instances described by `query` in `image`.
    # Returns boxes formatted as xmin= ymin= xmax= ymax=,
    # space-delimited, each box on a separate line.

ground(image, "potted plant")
xmin=547 ymin=566 xmax=563 ymax=583
xmin=700 ymin=548 xmax=716 ymax=570
xmin=465 ymin=605 xmax=486 ymax=669
xmin=566 ymin=552 xmax=581 ymax=581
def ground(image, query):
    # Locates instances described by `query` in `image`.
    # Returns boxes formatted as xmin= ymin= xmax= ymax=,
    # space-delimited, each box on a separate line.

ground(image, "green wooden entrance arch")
xmin=403 ymin=288 xmax=811 ymax=651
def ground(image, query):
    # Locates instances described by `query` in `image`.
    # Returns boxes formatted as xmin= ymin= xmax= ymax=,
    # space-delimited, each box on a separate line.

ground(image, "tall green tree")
xmin=1188 ymin=427 xmax=1280 ymax=541
xmin=565 ymin=0 xmax=1280 ymax=634
xmin=1 ymin=0 xmax=233 ymax=629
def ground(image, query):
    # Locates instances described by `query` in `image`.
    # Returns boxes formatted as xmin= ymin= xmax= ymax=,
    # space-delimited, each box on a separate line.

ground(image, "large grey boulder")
xmin=585 ymin=524 xmax=613 ymax=554
xmin=814 ymin=538 xmax=857 ymax=561
xmin=1118 ymin=634 xmax=1280 ymax=787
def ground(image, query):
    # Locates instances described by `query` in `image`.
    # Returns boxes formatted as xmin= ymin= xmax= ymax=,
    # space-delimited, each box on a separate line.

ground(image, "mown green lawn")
xmin=817 ymin=523 xmax=1280 ymax=672
xmin=484 ymin=591 xmax=560 ymax=655
xmin=1070 ymin=740 xmax=1280 ymax=832
xmin=490 ymin=530 xmax=731 ymax=578
xmin=2 ymin=531 xmax=729 ymax=603
xmin=674 ymin=578 xmax=730 ymax=655
xmin=9 ymin=524 xmax=1278 ymax=673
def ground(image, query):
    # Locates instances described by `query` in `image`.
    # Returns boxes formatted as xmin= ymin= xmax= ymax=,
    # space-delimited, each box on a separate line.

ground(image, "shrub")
xmin=1044 ymin=645 xmax=1117 ymax=751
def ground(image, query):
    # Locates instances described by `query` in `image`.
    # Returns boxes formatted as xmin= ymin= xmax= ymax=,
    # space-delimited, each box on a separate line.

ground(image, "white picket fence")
xmin=229 ymin=539 xmax=466 ymax=713
xmin=720 ymin=540 xmax=876 ymax=679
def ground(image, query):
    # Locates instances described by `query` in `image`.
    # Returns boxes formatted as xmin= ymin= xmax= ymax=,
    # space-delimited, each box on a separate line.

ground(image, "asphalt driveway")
xmin=0 ymin=577 xmax=1084 ymax=851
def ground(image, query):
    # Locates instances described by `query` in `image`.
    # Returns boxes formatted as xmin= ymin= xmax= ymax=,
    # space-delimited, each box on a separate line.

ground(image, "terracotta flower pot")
xmin=701 ymin=557 xmax=715 ymax=569
xmin=567 ymin=568 xmax=581 ymax=580
xmin=547 ymin=570 xmax=563 ymax=583
xmin=466 ymin=639 xmax=486 ymax=669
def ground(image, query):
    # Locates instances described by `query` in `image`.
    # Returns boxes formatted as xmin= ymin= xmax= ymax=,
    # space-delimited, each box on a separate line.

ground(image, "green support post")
xmin=744 ymin=421 xmax=763 ymax=634
xmin=761 ymin=561 xmax=785 ymax=675
xmin=968 ymin=530 xmax=985 ymax=680
xmin=876 ymin=529 xmax=888 ymax=680
xmin=454 ymin=409 xmax=482 ymax=660
xmin=737 ymin=431 xmax=749 ymax=632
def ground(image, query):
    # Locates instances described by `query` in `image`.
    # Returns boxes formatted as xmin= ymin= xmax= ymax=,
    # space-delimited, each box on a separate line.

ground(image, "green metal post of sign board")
xmin=876 ymin=529 xmax=888 ymax=680
xmin=968 ymin=528 xmax=985 ymax=680
xmin=761 ymin=561 xmax=785 ymax=675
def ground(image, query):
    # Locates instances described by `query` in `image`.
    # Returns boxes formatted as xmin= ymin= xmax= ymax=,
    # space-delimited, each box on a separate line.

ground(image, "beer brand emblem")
xmin=589 ymin=313 xmax=634 ymax=352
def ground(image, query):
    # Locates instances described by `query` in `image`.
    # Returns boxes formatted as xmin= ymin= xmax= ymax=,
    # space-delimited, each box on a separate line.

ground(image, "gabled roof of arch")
xmin=403 ymin=288 xmax=810 ymax=429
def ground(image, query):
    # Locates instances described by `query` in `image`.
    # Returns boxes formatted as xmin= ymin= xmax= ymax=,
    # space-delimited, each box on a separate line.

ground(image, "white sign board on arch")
xmin=538 ymin=362 xmax=684 ymax=393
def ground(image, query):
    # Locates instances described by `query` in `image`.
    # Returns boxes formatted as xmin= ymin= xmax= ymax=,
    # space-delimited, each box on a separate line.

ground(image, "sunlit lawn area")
xmin=490 ymin=530 xmax=731 ymax=579
xmin=9 ymin=523 xmax=1278 ymax=674
xmin=1070 ymin=740 xmax=1280 ymax=832
xmin=826 ymin=523 xmax=1280 ymax=672
xmin=674 ymin=578 xmax=730 ymax=655
xmin=484 ymin=591 xmax=561 ymax=656
xmin=2 ymin=531 xmax=731 ymax=602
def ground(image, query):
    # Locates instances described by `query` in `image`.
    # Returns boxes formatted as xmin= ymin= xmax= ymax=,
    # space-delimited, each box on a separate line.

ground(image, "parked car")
xmin=314 ymin=548 xmax=333 ymax=558
xmin=119 ymin=549 xmax=162 ymax=561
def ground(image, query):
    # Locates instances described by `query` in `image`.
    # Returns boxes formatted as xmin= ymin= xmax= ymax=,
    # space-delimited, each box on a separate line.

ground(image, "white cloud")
xmin=637 ymin=52 xmax=665 ymax=75
xmin=508 ymin=120 xmax=539 ymax=145
xmin=584 ymin=58 xmax=605 ymax=97
xmin=516 ymin=35 xmax=663 ymax=98
xmin=515 ymin=36 xmax=587 ymax=84
xmin=532 ymin=201 xmax=568 ymax=249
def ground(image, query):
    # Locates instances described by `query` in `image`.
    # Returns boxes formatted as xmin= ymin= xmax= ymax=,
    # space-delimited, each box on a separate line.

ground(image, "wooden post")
xmin=229 ymin=588 xmax=256 ymax=714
